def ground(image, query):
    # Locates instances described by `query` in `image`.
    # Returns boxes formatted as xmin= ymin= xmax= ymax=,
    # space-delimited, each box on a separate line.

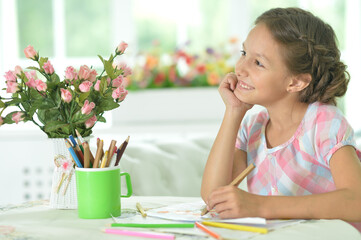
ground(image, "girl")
xmin=201 ymin=7 xmax=361 ymax=231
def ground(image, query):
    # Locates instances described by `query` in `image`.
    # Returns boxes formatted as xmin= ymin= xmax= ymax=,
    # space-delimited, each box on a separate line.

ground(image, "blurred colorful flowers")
xmin=126 ymin=38 xmax=240 ymax=90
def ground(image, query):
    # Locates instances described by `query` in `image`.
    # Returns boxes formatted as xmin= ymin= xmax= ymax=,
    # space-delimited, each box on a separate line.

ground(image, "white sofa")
xmin=117 ymin=134 xmax=214 ymax=197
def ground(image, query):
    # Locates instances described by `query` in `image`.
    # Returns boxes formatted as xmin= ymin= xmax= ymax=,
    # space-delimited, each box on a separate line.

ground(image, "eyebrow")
xmin=242 ymin=42 xmax=270 ymax=63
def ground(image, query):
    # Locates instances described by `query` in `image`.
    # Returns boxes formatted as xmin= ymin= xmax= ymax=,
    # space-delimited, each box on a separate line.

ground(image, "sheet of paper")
xmin=146 ymin=200 xmax=266 ymax=225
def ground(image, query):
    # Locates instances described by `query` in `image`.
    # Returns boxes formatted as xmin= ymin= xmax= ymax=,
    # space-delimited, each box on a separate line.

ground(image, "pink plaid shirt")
xmin=236 ymin=102 xmax=361 ymax=231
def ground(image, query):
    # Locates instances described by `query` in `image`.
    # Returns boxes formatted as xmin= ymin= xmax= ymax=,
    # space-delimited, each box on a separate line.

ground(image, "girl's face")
xmin=233 ymin=23 xmax=292 ymax=107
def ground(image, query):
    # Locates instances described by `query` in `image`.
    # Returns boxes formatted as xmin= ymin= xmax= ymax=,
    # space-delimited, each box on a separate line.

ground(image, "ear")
xmin=287 ymin=73 xmax=312 ymax=93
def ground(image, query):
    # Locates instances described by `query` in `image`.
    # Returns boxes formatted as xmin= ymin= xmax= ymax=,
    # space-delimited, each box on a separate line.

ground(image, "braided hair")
xmin=255 ymin=8 xmax=349 ymax=105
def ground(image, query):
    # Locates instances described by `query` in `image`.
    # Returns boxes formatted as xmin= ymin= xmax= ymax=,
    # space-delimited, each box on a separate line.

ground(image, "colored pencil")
xmin=115 ymin=136 xmax=130 ymax=166
xmin=110 ymin=223 xmax=194 ymax=228
xmin=136 ymin=202 xmax=147 ymax=217
xmin=100 ymin=150 xmax=108 ymax=168
xmin=106 ymin=140 xmax=117 ymax=167
xmin=103 ymin=228 xmax=175 ymax=239
xmin=202 ymin=221 xmax=268 ymax=234
xmin=64 ymin=140 xmax=83 ymax=168
xmin=83 ymin=142 xmax=90 ymax=168
xmin=195 ymin=222 xmax=223 ymax=240
xmin=93 ymin=139 xmax=103 ymax=168
xmin=201 ymin=163 xmax=256 ymax=216
xmin=75 ymin=129 xmax=85 ymax=153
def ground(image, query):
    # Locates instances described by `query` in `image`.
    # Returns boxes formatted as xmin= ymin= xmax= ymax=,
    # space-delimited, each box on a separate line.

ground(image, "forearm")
xmin=256 ymin=189 xmax=361 ymax=222
xmin=201 ymin=108 xmax=246 ymax=201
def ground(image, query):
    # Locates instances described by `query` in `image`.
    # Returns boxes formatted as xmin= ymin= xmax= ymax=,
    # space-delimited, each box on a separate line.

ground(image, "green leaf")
xmin=72 ymin=110 xmax=93 ymax=124
xmin=39 ymin=57 xmax=49 ymax=68
xmin=29 ymin=88 xmax=44 ymax=100
xmin=34 ymin=98 xmax=56 ymax=110
xmin=99 ymin=78 xmax=108 ymax=96
xmin=0 ymin=100 xmax=5 ymax=108
xmin=79 ymin=92 xmax=90 ymax=103
xmin=98 ymin=116 xmax=106 ymax=123
xmin=50 ymin=74 xmax=60 ymax=83
xmin=98 ymin=55 xmax=105 ymax=64
xmin=27 ymin=66 xmax=41 ymax=72
xmin=5 ymin=98 xmax=23 ymax=106
xmin=104 ymin=60 xmax=116 ymax=79
xmin=3 ymin=111 xmax=17 ymax=124
xmin=44 ymin=121 xmax=68 ymax=132
xmin=97 ymin=98 xmax=119 ymax=112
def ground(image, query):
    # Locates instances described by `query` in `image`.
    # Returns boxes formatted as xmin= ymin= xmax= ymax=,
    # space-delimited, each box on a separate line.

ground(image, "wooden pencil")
xmin=201 ymin=163 xmax=256 ymax=216
xmin=100 ymin=150 xmax=109 ymax=168
xmin=106 ymin=140 xmax=117 ymax=167
xmin=136 ymin=202 xmax=147 ymax=218
xmin=83 ymin=142 xmax=91 ymax=168
xmin=93 ymin=139 xmax=103 ymax=168
xmin=195 ymin=222 xmax=223 ymax=240
xmin=115 ymin=136 xmax=130 ymax=166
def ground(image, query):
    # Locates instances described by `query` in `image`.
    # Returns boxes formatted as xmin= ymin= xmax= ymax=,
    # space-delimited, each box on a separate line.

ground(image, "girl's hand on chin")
xmin=218 ymin=73 xmax=253 ymax=111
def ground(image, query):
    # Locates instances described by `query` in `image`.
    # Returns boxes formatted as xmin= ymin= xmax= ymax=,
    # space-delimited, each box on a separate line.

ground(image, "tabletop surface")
xmin=1 ymin=196 xmax=360 ymax=240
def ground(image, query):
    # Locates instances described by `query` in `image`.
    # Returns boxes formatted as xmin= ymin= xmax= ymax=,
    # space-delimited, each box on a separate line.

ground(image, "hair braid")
xmin=255 ymin=8 xmax=349 ymax=106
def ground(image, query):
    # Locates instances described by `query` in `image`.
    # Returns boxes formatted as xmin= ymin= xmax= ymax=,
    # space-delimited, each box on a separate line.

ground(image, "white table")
xmin=0 ymin=196 xmax=360 ymax=240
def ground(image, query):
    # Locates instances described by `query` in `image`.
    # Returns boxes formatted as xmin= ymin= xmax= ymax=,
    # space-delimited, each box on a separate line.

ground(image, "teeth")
xmin=240 ymin=83 xmax=252 ymax=90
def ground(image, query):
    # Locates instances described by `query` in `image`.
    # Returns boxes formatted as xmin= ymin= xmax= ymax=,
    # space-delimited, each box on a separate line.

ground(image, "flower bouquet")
xmin=0 ymin=42 xmax=131 ymax=138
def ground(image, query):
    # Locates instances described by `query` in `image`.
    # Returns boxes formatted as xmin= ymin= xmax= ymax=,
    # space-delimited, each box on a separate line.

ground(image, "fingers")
xmin=207 ymin=185 xmax=234 ymax=210
xmin=207 ymin=186 xmax=246 ymax=218
xmin=219 ymin=72 xmax=238 ymax=91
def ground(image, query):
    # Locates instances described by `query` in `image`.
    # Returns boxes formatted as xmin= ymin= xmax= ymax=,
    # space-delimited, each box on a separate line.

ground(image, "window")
xmin=1 ymin=0 xmax=360 ymax=131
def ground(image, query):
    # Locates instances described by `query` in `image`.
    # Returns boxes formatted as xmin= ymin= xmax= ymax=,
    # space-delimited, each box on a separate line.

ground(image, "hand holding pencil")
xmin=201 ymin=163 xmax=256 ymax=216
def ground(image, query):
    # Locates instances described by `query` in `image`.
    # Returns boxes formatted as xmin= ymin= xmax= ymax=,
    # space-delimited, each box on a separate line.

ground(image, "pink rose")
xmin=94 ymin=80 xmax=101 ymax=91
xmin=4 ymin=70 xmax=16 ymax=82
xmin=78 ymin=65 xmax=91 ymax=80
xmin=65 ymin=66 xmax=77 ymax=80
xmin=25 ymin=71 xmax=37 ymax=80
xmin=12 ymin=112 xmax=24 ymax=124
xmin=43 ymin=60 xmax=54 ymax=74
xmin=25 ymin=78 xmax=37 ymax=89
xmin=35 ymin=79 xmax=47 ymax=91
xmin=117 ymin=41 xmax=128 ymax=54
xmin=81 ymin=100 xmax=95 ymax=115
xmin=14 ymin=66 xmax=23 ymax=76
xmin=123 ymin=66 xmax=132 ymax=77
xmin=0 ymin=116 xmax=3 ymax=126
xmin=60 ymin=88 xmax=72 ymax=103
xmin=88 ymin=69 xmax=97 ymax=82
xmin=6 ymin=81 xmax=18 ymax=93
xmin=79 ymin=80 xmax=92 ymax=92
xmin=116 ymin=62 xmax=132 ymax=76
xmin=112 ymin=86 xmax=128 ymax=101
xmin=112 ymin=75 xmax=123 ymax=87
xmin=24 ymin=45 xmax=38 ymax=60
xmin=85 ymin=115 xmax=97 ymax=128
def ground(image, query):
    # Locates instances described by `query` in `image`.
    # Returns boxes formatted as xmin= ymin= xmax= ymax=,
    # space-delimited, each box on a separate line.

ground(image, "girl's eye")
xmin=256 ymin=60 xmax=264 ymax=67
xmin=240 ymin=50 xmax=246 ymax=56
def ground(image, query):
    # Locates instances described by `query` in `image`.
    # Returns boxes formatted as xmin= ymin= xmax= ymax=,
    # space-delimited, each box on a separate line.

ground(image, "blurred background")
xmin=0 ymin=0 xmax=360 ymax=204
xmin=1 ymin=0 xmax=360 ymax=132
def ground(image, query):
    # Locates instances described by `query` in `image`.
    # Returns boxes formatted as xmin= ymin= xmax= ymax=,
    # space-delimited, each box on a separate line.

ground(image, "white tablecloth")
xmin=0 ymin=196 xmax=360 ymax=240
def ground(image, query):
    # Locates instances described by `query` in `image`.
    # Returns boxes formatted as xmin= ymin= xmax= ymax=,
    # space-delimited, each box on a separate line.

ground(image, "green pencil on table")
xmin=110 ymin=223 xmax=195 ymax=228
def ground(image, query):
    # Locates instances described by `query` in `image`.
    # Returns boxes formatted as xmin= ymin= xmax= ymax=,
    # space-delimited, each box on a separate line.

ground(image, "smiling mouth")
xmin=238 ymin=80 xmax=254 ymax=90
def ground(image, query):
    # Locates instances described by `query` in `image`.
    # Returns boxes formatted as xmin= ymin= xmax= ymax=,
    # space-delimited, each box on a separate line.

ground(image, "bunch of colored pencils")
xmin=64 ymin=129 xmax=130 ymax=168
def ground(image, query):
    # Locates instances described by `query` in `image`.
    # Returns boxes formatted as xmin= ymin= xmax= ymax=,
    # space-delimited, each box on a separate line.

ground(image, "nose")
xmin=235 ymin=57 xmax=248 ymax=78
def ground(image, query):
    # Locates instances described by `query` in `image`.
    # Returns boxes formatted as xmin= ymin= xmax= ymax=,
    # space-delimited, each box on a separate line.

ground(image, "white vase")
xmin=49 ymin=138 xmax=78 ymax=209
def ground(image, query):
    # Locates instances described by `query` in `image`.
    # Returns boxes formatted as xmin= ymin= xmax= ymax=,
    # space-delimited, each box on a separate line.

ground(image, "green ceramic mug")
xmin=75 ymin=166 xmax=132 ymax=219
